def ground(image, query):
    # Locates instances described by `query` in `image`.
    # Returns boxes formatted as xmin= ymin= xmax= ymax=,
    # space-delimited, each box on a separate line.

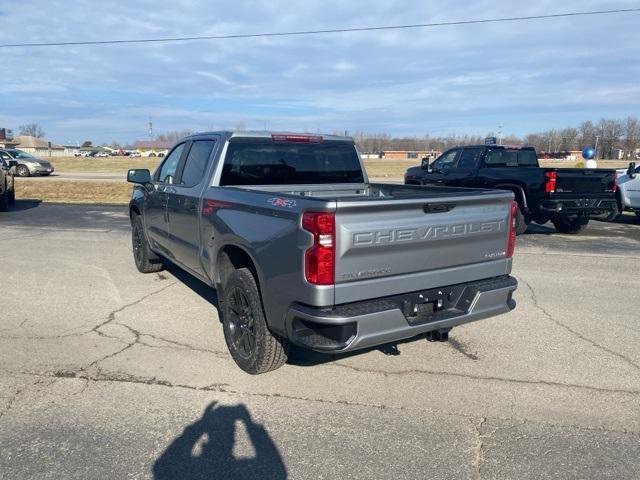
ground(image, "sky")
xmin=0 ymin=0 xmax=639 ymax=145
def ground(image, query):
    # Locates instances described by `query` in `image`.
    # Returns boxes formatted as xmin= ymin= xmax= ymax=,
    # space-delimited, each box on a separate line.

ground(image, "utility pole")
xmin=148 ymin=117 xmax=153 ymax=141
xmin=498 ymin=125 xmax=503 ymax=145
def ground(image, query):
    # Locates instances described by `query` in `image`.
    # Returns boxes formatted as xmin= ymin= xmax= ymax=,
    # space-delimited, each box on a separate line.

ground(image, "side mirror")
xmin=8 ymin=160 xmax=18 ymax=168
xmin=628 ymin=162 xmax=637 ymax=178
xmin=421 ymin=158 xmax=430 ymax=170
xmin=127 ymin=168 xmax=151 ymax=184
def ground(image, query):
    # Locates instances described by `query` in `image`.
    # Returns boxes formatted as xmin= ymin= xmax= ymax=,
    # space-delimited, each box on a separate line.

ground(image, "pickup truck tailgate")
xmin=554 ymin=168 xmax=616 ymax=193
xmin=334 ymin=190 xmax=513 ymax=304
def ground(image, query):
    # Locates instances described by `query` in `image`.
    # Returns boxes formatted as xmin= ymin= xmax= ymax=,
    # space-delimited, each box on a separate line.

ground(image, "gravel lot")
xmin=1 ymin=202 xmax=639 ymax=479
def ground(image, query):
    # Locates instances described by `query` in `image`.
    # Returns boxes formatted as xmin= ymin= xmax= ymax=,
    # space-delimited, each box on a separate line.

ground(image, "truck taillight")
xmin=545 ymin=171 xmax=557 ymax=193
xmin=507 ymin=201 xmax=517 ymax=258
xmin=611 ymin=171 xmax=618 ymax=192
xmin=302 ymin=211 xmax=335 ymax=285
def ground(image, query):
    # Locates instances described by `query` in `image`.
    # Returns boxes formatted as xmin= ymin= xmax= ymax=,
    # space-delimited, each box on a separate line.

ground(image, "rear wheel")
xmin=15 ymin=165 xmax=30 ymax=177
xmin=552 ymin=216 xmax=589 ymax=234
xmin=514 ymin=205 xmax=527 ymax=235
xmin=222 ymin=268 xmax=289 ymax=374
xmin=8 ymin=188 xmax=15 ymax=205
xmin=131 ymin=214 xmax=164 ymax=273
xmin=635 ymin=209 xmax=640 ymax=219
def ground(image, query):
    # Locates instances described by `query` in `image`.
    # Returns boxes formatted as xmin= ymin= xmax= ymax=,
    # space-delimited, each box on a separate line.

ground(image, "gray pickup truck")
xmin=127 ymin=131 xmax=518 ymax=374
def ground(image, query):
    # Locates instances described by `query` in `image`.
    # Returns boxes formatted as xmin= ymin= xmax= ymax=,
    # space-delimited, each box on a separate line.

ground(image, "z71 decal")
xmin=268 ymin=197 xmax=296 ymax=208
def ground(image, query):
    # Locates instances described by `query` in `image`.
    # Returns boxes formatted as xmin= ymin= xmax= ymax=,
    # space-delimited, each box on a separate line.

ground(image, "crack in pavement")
xmin=5 ymin=367 xmax=638 ymax=437
xmin=519 ymin=277 xmax=640 ymax=374
xmin=0 ymin=377 xmax=51 ymax=423
xmin=471 ymin=417 xmax=487 ymax=480
xmin=329 ymin=362 xmax=640 ymax=396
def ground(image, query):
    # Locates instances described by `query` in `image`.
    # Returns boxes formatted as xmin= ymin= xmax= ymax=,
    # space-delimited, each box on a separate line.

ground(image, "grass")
xmin=47 ymin=156 xmax=161 ymax=173
xmin=16 ymin=180 xmax=133 ymax=204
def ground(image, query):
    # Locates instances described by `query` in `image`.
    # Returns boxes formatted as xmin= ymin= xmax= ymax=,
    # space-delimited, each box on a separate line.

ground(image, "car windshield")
xmin=6 ymin=149 xmax=35 ymax=159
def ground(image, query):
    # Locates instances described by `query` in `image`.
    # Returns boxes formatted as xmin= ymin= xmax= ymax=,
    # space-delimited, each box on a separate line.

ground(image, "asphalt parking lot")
xmin=1 ymin=202 xmax=639 ymax=479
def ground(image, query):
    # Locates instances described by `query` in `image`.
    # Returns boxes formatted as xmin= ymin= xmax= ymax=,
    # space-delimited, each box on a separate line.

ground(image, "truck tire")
xmin=131 ymin=214 xmax=164 ymax=273
xmin=635 ymin=210 xmax=640 ymax=219
xmin=552 ymin=216 xmax=589 ymax=234
xmin=8 ymin=188 xmax=15 ymax=205
xmin=222 ymin=268 xmax=289 ymax=374
xmin=0 ymin=189 xmax=8 ymax=212
xmin=514 ymin=205 xmax=527 ymax=235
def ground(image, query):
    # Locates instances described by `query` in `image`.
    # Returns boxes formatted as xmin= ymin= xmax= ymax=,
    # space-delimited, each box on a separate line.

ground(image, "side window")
xmin=484 ymin=149 xmax=517 ymax=167
xmin=156 ymin=143 xmax=185 ymax=183
xmin=180 ymin=140 xmax=215 ymax=187
xmin=517 ymin=150 xmax=538 ymax=166
xmin=431 ymin=149 xmax=460 ymax=170
xmin=0 ymin=152 xmax=10 ymax=161
xmin=457 ymin=148 xmax=483 ymax=169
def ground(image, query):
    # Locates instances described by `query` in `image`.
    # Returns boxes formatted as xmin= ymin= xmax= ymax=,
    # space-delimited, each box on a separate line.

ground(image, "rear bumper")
xmin=538 ymin=197 xmax=617 ymax=215
xmin=285 ymin=275 xmax=517 ymax=352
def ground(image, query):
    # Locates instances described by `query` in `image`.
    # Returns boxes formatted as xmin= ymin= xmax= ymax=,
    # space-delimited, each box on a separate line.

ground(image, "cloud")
xmin=0 ymin=0 xmax=638 ymax=143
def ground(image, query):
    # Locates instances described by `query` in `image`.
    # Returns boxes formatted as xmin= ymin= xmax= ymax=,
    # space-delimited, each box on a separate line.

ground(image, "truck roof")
xmin=183 ymin=131 xmax=354 ymax=142
xmin=463 ymin=144 xmax=535 ymax=150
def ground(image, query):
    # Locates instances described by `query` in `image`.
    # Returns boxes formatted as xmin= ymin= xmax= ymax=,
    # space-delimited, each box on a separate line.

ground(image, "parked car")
xmin=95 ymin=151 xmax=110 ymax=157
xmin=127 ymin=131 xmax=518 ymax=373
xmin=0 ymin=149 xmax=54 ymax=177
xmin=405 ymin=145 xmax=618 ymax=234
xmin=129 ymin=151 xmax=141 ymax=157
xmin=615 ymin=162 xmax=640 ymax=218
xmin=0 ymin=156 xmax=17 ymax=211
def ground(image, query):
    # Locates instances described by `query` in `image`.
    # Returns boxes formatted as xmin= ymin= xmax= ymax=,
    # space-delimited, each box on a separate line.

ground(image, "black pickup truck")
xmin=404 ymin=145 xmax=618 ymax=234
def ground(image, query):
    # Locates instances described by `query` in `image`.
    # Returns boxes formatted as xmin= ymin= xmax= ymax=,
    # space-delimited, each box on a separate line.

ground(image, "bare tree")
xmin=156 ymin=130 xmax=194 ymax=142
xmin=19 ymin=123 xmax=45 ymax=138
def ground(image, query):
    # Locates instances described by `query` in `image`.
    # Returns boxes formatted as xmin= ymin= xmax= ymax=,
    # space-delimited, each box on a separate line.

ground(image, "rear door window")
xmin=517 ymin=150 xmax=538 ymax=166
xmin=485 ymin=149 xmax=517 ymax=167
xmin=179 ymin=140 xmax=215 ymax=187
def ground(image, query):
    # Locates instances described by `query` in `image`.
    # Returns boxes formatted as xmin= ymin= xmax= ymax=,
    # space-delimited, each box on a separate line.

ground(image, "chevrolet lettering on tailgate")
xmin=352 ymin=220 xmax=506 ymax=246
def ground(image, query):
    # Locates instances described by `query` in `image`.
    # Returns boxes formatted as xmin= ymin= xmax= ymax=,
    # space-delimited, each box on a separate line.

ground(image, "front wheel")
xmin=131 ymin=214 xmax=164 ymax=273
xmin=15 ymin=165 xmax=30 ymax=177
xmin=222 ymin=268 xmax=289 ymax=374
xmin=552 ymin=216 xmax=589 ymax=234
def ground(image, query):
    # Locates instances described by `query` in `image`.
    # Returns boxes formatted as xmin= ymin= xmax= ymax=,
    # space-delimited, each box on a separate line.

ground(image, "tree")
xmin=156 ymin=130 xmax=194 ymax=142
xmin=19 ymin=123 xmax=45 ymax=138
xmin=81 ymin=141 xmax=93 ymax=147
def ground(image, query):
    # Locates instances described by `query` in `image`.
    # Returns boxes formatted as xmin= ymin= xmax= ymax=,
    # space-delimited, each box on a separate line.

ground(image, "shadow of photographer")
xmin=153 ymin=402 xmax=287 ymax=480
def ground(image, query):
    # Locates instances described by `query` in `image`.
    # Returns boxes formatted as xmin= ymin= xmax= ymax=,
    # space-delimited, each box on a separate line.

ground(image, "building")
xmin=134 ymin=140 xmax=173 ymax=157
xmin=63 ymin=145 xmax=81 ymax=156
xmin=0 ymin=128 xmax=18 ymax=149
xmin=383 ymin=150 xmax=441 ymax=160
xmin=13 ymin=135 xmax=66 ymax=157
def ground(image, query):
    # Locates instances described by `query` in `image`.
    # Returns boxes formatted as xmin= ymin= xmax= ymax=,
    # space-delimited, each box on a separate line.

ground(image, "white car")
xmin=617 ymin=162 xmax=640 ymax=218
xmin=95 ymin=151 xmax=110 ymax=157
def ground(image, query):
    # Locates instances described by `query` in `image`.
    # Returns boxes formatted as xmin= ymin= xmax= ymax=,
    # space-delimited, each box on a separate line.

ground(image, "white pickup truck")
xmin=616 ymin=162 xmax=640 ymax=219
